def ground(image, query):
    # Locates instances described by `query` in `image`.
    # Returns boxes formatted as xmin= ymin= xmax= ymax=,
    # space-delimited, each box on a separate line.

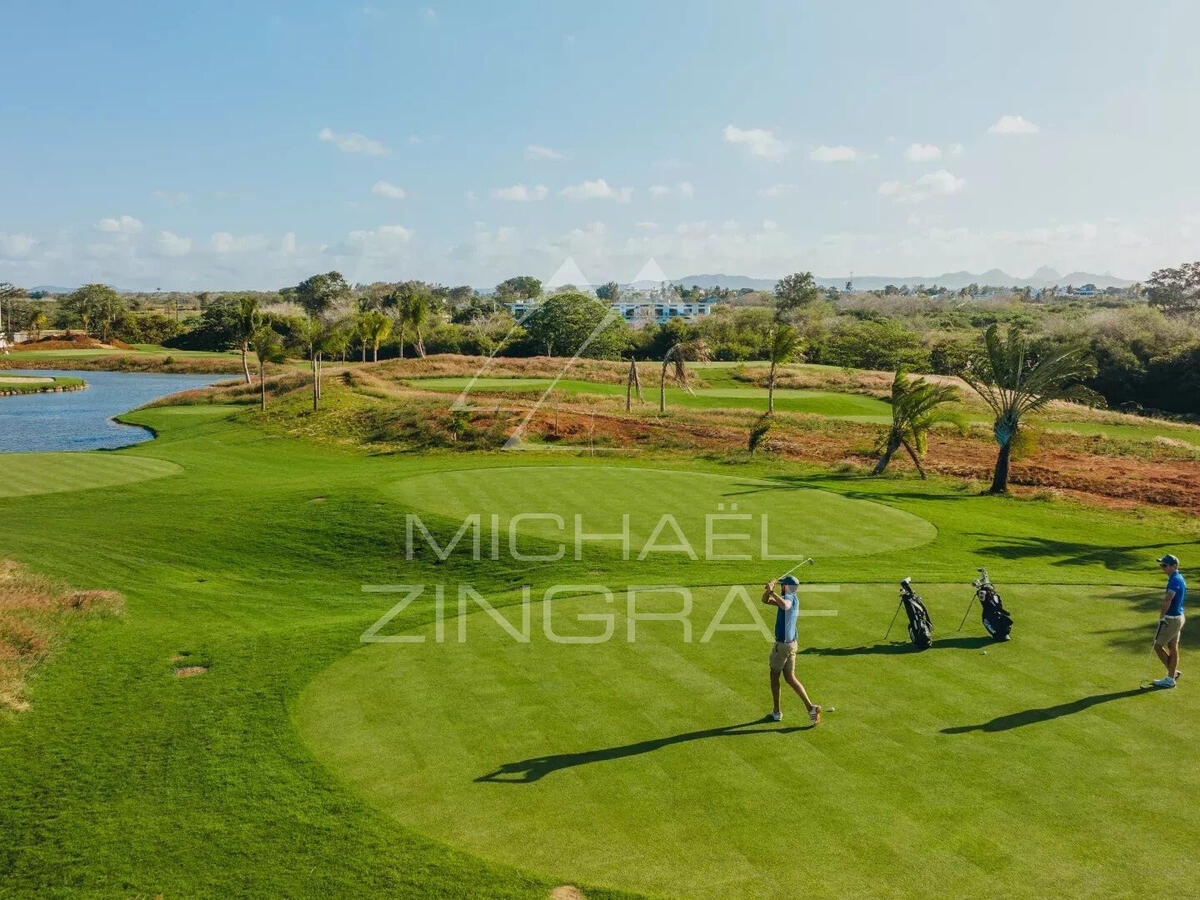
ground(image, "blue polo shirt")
xmin=775 ymin=592 xmax=799 ymax=642
xmin=1166 ymin=571 xmax=1186 ymax=617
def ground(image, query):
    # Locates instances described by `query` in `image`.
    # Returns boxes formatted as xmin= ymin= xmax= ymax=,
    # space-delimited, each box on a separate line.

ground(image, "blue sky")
xmin=3 ymin=0 xmax=1198 ymax=289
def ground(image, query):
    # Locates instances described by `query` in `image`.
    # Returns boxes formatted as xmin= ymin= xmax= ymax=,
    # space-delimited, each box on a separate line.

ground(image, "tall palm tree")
xmin=765 ymin=323 xmax=801 ymax=414
xmin=233 ymin=296 xmax=262 ymax=384
xmin=404 ymin=289 xmax=430 ymax=357
xmin=361 ymin=310 xmax=392 ymax=362
xmin=659 ymin=340 xmax=709 ymax=413
xmin=873 ymin=369 xmax=961 ymax=477
xmin=963 ymin=324 xmax=1097 ymax=493
xmin=248 ymin=325 xmax=284 ymax=411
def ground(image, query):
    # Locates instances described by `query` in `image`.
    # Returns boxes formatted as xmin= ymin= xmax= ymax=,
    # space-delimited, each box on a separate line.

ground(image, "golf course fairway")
xmin=389 ymin=465 xmax=938 ymax=558
xmin=298 ymin=583 xmax=1192 ymax=898
xmin=2 ymin=403 xmax=1198 ymax=897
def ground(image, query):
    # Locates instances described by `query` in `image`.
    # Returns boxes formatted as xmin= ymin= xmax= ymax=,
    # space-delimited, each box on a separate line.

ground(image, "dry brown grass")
xmin=0 ymin=560 xmax=123 ymax=712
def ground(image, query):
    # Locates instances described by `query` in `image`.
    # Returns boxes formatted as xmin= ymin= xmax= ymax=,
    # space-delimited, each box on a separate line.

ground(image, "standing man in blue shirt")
xmin=1152 ymin=554 xmax=1186 ymax=689
xmin=762 ymin=575 xmax=821 ymax=724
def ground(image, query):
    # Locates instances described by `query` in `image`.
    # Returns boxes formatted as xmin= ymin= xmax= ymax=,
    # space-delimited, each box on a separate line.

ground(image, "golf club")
xmin=778 ymin=557 xmax=814 ymax=580
xmin=957 ymin=567 xmax=988 ymax=631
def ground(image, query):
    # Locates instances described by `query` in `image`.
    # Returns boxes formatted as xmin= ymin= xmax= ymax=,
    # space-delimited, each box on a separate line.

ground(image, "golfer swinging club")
xmin=762 ymin=575 xmax=821 ymax=725
xmin=1151 ymin=553 xmax=1186 ymax=689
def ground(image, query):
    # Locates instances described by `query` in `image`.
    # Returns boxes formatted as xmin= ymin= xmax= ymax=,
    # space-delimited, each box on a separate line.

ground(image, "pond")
xmin=0 ymin=369 xmax=223 ymax=452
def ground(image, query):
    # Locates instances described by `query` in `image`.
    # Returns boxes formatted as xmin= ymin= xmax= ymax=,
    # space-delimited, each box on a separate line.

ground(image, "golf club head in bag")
xmin=972 ymin=568 xmax=1012 ymax=641
xmin=899 ymin=577 xmax=934 ymax=649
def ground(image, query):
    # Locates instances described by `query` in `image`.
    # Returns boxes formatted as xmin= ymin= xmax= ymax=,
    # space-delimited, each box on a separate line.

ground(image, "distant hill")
xmin=669 ymin=268 xmax=1135 ymax=292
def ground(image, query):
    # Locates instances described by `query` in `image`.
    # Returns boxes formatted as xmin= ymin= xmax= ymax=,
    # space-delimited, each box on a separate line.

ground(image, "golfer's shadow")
xmin=477 ymin=718 xmax=809 ymax=784
xmin=941 ymin=687 xmax=1148 ymax=734
xmin=801 ymin=636 xmax=994 ymax=656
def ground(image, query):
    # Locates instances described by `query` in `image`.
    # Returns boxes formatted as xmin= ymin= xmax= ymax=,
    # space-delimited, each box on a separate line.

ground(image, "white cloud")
xmin=757 ymin=183 xmax=798 ymax=198
xmin=949 ymin=142 xmax=965 ymax=156
xmin=492 ymin=183 xmax=548 ymax=202
xmin=211 ymin=232 xmax=270 ymax=254
xmin=723 ymin=125 xmax=786 ymax=161
xmin=155 ymin=230 xmax=192 ymax=257
xmin=810 ymin=145 xmax=861 ymax=163
xmin=525 ymin=144 xmax=563 ymax=160
xmin=95 ymin=215 xmax=144 ymax=234
xmin=878 ymin=169 xmax=966 ymax=204
xmin=153 ymin=189 xmax=189 ymax=203
xmin=464 ymin=189 xmax=478 ymax=202
xmin=344 ymin=225 xmax=413 ymax=257
xmin=648 ymin=181 xmax=694 ymax=199
xmin=281 ymin=232 xmax=296 ymax=254
xmin=318 ymin=127 xmax=389 ymax=156
xmin=904 ymin=143 xmax=942 ymax=162
xmin=635 ymin=221 xmax=659 ymax=231
xmin=371 ymin=180 xmax=407 ymax=200
xmin=420 ymin=7 xmax=436 ymax=20
xmin=0 ymin=233 xmax=37 ymax=259
xmin=988 ymin=114 xmax=1039 ymax=135
xmin=560 ymin=178 xmax=633 ymax=202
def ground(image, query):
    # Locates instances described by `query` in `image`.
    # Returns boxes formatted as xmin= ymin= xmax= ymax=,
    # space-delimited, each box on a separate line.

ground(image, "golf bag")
xmin=893 ymin=577 xmax=934 ymax=649
xmin=971 ymin=568 xmax=1013 ymax=641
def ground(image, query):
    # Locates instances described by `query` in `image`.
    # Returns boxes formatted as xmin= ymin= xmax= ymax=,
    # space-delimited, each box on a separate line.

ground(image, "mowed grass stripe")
xmin=0 ymin=453 xmax=181 ymax=498
xmin=299 ymin=581 xmax=1194 ymax=898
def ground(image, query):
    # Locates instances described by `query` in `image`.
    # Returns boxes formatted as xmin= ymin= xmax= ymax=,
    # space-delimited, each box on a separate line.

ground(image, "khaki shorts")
xmin=1155 ymin=615 xmax=1185 ymax=648
xmin=769 ymin=640 xmax=798 ymax=672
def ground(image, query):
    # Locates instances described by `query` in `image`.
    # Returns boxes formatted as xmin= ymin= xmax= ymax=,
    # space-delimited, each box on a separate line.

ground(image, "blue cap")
xmin=1158 ymin=554 xmax=1180 ymax=566
xmin=779 ymin=575 xmax=800 ymax=586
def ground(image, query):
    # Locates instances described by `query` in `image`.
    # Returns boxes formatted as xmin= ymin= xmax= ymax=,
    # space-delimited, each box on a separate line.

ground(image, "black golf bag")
xmin=972 ymin=569 xmax=1012 ymax=641
xmin=896 ymin=577 xmax=934 ymax=649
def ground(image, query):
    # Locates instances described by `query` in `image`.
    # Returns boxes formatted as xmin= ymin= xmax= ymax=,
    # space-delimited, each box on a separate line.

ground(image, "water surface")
xmin=0 ymin=369 xmax=222 ymax=452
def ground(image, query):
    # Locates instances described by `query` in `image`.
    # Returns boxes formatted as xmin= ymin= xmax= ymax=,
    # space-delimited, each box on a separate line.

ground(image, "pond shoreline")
xmin=0 ymin=369 xmax=219 ymax=452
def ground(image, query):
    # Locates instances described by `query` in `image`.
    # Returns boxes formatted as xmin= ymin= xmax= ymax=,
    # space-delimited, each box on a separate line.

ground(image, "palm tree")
xmin=233 ymin=296 xmax=262 ymax=383
xmin=361 ymin=310 xmax=392 ymax=362
xmin=659 ymin=340 xmax=709 ymax=413
xmin=765 ymin=323 xmax=801 ymax=413
xmin=404 ymin=289 xmax=430 ymax=357
xmin=873 ymin=369 xmax=961 ymax=477
xmin=963 ymin=324 xmax=1097 ymax=493
xmin=248 ymin=325 xmax=284 ymax=411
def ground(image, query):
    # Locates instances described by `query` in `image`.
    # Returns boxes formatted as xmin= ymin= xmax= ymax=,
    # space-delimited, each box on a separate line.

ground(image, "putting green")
xmin=299 ymin=582 xmax=1191 ymax=898
xmin=388 ymin=466 xmax=937 ymax=560
xmin=0 ymin=452 xmax=181 ymax=497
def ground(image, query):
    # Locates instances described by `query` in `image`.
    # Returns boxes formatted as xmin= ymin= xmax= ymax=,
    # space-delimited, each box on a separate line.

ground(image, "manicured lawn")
xmin=0 ymin=453 xmax=180 ymax=498
xmin=0 ymin=375 xmax=85 ymax=395
xmin=1 ymin=400 xmax=1198 ymax=897
xmin=405 ymin=375 xmax=894 ymax=420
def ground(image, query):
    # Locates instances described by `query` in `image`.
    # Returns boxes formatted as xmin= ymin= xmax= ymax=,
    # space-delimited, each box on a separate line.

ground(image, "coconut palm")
xmin=233 ymin=296 xmax=262 ymax=384
xmin=403 ymin=289 xmax=430 ymax=357
xmin=765 ymin=323 xmax=802 ymax=413
xmin=359 ymin=310 xmax=392 ymax=362
xmin=659 ymin=340 xmax=709 ymax=413
xmin=963 ymin=324 xmax=1097 ymax=493
xmin=248 ymin=325 xmax=284 ymax=411
xmin=873 ymin=369 xmax=961 ymax=478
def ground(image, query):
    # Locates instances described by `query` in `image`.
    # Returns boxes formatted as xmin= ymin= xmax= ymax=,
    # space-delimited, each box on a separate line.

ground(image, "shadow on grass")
xmin=801 ymin=635 xmax=995 ymax=656
xmin=941 ymin=688 xmax=1150 ymax=734
xmin=719 ymin=473 xmax=977 ymax=505
xmin=966 ymin=535 xmax=1200 ymax=570
xmin=476 ymin=717 xmax=810 ymax=783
